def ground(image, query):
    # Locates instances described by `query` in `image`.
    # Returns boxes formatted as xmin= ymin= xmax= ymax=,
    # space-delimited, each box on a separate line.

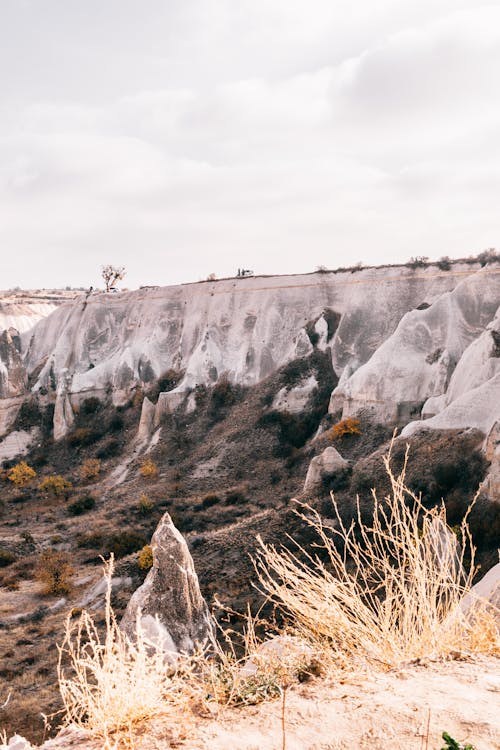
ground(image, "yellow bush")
xmin=138 ymin=544 xmax=154 ymax=570
xmin=8 ymin=461 xmax=37 ymax=487
xmin=328 ymin=417 xmax=361 ymax=440
xmin=79 ymin=458 xmax=101 ymax=481
xmin=39 ymin=475 xmax=73 ymax=497
xmin=36 ymin=549 xmax=73 ymax=595
xmin=139 ymin=459 xmax=158 ymax=479
xmin=138 ymin=493 xmax=154 ymax=514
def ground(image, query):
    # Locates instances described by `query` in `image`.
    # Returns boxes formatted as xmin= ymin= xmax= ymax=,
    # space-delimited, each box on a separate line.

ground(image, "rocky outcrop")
xmin=121 ymin=513 xmax=214 ymax=654
xmin=304 ymin=446 xmax=348 ymax=492
xmin=20 ymin=266 xmax=473 ymax=416
xmin=331 ymin=268 xmax=500 ymax=425
xmin=0 ymin=289 xmax=77 ymax=335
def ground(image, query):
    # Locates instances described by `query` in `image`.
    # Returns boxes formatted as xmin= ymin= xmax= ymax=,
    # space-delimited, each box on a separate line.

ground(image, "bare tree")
xmin=101 ymin=264 xmax=126 ymax=292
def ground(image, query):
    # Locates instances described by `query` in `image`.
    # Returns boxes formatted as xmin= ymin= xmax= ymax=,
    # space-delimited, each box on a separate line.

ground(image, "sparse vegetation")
xmin=255 ymin=449 xmax=499 ymax=668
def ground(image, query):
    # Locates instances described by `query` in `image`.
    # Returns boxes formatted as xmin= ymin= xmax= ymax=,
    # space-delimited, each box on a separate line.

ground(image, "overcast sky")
xmin=1 ymin=1 xmax=500 ymax=290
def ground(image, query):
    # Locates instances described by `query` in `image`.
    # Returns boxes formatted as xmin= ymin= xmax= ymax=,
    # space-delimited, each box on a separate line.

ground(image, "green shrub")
xmin=80 ymin=397 xmax=102 ymax=415
xmin=0 ymin=549 xmax=16 ymax=567
xmin=108 ymin=413 xmax=124 ymax=432
xmin=96 ymin=438 xmax=122 ymax=459
xmin=107 ymin=531 xmax=147 ymax=558
xmin=138 ymin=493 xmax=154 ymax=514
xmin=225 ymin=486 xmax=248 ymax=504
xmin=68 ymin=427 xmax=103 ymax=447
xmin=437 ymin=256 xmax=452 ymax=271
xmin=200 ymin=492 xmax=221 ymax=508
xmin=68 ymin=495 xmax=96 ymax=516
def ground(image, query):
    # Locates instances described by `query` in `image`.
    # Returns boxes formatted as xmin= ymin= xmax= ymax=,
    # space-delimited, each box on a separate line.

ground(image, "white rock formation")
xmin=121 ymin=513 xmax=214 ymax=654
xmin=304 ymin=446 xmax=348 ymax=492
xmin=273 ymin=375 xmax=317 ymax=413
xmin=460 ymin=561 xmax=500 ymax=623
xmin=0 ymin=428 xmax=38 ymax=462
xmin=331 ymin=267 xmax=500 ymax=424
xmin=0 ymin=289 xmax=76 ymax=333
xmin=20 ymin=266 xmax=471 ymax=416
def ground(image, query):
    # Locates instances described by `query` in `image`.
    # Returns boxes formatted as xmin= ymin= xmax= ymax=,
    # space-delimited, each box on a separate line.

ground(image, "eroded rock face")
xmin=121 ymin=513 xmax=214 ymax=654
xmin=331 ymin=268 xmax=500 ymax=425
xmin=20 ymin=267 xmax=471 ymax=416
xmin=304 ymin=446 xmax=348 ymax=492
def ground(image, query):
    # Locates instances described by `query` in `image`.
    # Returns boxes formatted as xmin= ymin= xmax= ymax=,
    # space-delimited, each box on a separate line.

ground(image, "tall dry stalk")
xmin=255 ymin=449 xmax=499 ymax=669
xmin=57 ymin=557 xmax=205 ymax=745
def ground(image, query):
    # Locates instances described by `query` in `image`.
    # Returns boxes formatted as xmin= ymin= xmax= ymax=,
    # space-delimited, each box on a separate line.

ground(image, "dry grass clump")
xmin=57 ymin=557 xmax=207 ymax=747
xmin=255 ymin=449 xmax=499 ymax=670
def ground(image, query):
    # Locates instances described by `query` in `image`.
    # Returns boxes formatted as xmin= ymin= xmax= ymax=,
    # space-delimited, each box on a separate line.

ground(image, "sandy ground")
xmin=26 ymin=654 xmax=499 ymax=750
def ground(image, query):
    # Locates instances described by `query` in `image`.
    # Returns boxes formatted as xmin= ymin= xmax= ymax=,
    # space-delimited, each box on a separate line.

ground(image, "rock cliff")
xmin=2 ymin=263 xmax=500 ymax=444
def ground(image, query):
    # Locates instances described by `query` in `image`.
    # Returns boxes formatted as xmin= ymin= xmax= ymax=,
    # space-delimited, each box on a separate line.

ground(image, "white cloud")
xmin=1 ymin=2 xmax=500 ymax=288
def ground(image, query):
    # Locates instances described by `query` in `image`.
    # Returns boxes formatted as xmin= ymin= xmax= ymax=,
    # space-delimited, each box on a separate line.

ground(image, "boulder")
xmin=461 ymin=561 xmax=500 ymax=623
xmin=121 ymin=513 xmax=214 ymax=654
xmin=272 ymin=376 xmax=317 ymax=414
xmin=304 ymin=446 xmax=348 ymax=492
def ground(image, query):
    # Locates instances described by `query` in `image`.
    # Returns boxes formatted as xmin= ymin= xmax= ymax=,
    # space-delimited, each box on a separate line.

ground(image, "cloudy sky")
xmin=1 ymin=1 xmax=500 ymax=289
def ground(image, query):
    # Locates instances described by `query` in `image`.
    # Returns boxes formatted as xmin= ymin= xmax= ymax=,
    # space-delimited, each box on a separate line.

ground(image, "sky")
xmin=1 ymin=0 xmax=500 ymax=290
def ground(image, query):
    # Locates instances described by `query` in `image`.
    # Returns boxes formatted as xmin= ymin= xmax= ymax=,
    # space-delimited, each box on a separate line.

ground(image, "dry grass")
xmin=57 ymin=557 xmax=206 ymax=747
xmin=255 ymin=448 xmax=500 ymax=670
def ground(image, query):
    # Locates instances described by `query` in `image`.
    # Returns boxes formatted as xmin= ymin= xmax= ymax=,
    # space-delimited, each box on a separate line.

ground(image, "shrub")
xmin=96 ymin=438 xmax=122 ymax=459
xmin=138 ymin=493 xmax=154 ymax=515
xmin=328 ymin=417 xmax=361 ymax=440
xmin=14 ymin=399 xmax=42 ymax=430
xmin=407 ymin=255 xmax=430 ymax=268
xmin=80 ymin=397 xmax=102 ymax=415
xmin=226 ymin=486 xmax=248 ymax=504
xmin=211 ymin=374 xmax=237 ymax=410
xmin=68 ymin=495 xmax=96 ymax=516
xmin=140 ymin=459 xmax=158 ymax=480
xmin=437 ymin=256 xmax=452 ymax=271
xmin=0 ymin=549 xmax=16 ymax=567
xmin=256 ymin=450 xmax=499 ymax=668
xmin=108 ymin=413 xmax=124 ymax=432
xmin=79 ymin=458 xmax=101 ymax=481
xmin=137 ymin=544 xmax=153 ymax=570
xmin=39 ymin=475 xmax=73 ymax=498
xmin=8 ymin=461 xmax=37 ymax=487
xmin=68 ymin=427 xmax=103 ymax=447
xmin=107 ymin=531 xmax=147 ymax=559
xmin=200 ymin=493 xmax=221 ymax=509
xmin=35 ymin=549 xmax=73 ymax=595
